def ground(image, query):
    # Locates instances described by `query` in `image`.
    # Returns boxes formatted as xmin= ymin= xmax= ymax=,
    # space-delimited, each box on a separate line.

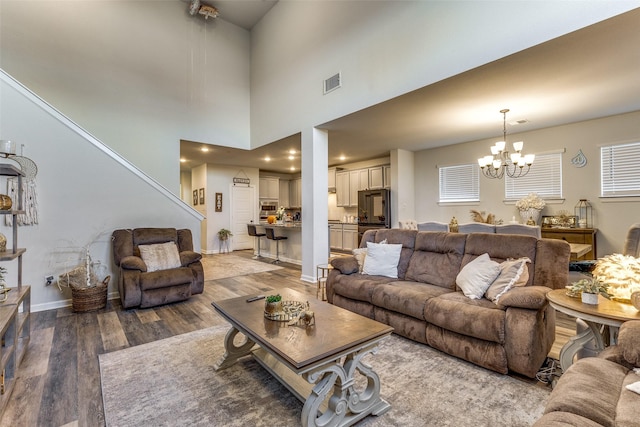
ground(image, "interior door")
xmin=230 ymin=185 xmax=256 ymax=250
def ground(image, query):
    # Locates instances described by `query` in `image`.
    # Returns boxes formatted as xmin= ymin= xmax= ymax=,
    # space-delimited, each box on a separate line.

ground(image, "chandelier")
xmin=478 ymin=109 xmax=534 ymax=179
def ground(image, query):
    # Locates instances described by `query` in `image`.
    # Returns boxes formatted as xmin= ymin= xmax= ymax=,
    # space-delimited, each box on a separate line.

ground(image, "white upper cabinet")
xmin=336 ymin=171 xmax=350 ymax=207
xmin=369 ymin=166 xmax=384 ymax=189
xmin=289 ymin=178 xmax=302 ymax=208
xmin=259 ymin=177 xmax=279 ymax=200
xmin=279 ymin=179 xmax=290 ymax=208
xmin=328 ymin=167 xmax=337 ymax=192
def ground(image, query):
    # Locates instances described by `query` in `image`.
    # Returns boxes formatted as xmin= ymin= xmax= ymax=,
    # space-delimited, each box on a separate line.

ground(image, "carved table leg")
xmin=214 ymin=326 xmax=256 ymax=371
xmin=301 ymin=342 xmax=390 ymax=427
xmin=559 ymin=319 xmax=605 ymax=372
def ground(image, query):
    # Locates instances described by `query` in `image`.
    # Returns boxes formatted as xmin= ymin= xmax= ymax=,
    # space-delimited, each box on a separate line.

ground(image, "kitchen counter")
xmin=259 ymin=222 xmax=302 ymax=229
xmin=253 ymin=223 xmax=302 ymax=264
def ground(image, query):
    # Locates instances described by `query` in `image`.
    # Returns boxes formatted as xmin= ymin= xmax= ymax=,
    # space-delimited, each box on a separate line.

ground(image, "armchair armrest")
xmin=120 ymin=256 xmax=147 ymax=272
xmin=330 ymin=256 xmax=359 ymax=275
xmin=617 ymin=320 xmax=640 ymax=367
xmin=498 ymin=286 xmax=551 ymax=310
xmin=180 ymin=250 xmax=202 ymax=266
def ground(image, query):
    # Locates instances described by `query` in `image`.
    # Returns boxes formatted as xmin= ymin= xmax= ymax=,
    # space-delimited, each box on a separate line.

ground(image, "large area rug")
xmin=99 ymin=325 xmax=550 ymax=426
xmin=201 ymin=253 xmax=282 ymax=280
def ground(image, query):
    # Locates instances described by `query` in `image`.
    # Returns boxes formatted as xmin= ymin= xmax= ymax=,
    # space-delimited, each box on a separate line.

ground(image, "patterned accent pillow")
xmin=352 ymin=248 xmax=367 ymax=273
xmin=138 ymin=242 xmax=181 ymax=272
xmin=485 ymin=257 xmax=531 ymax=303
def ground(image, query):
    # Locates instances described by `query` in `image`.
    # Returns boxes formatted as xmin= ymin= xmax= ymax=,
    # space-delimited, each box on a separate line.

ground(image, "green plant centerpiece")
xmin=264 ymin=293 xmax=282 ymax=315
xmin=569 ymin=277 xmax=611 ymax=305
xmin=217 ymin=228 xmax=233 ymax=241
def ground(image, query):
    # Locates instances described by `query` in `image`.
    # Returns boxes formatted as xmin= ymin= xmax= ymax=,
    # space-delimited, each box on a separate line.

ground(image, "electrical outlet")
xmin=45 ymin=275 xmax=54 ymax=286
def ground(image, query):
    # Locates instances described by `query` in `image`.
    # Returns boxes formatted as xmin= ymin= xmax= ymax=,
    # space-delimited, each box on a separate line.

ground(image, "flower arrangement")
xmin=591 ymin=253 xmax=640 ymax=301
xmin=276 ymin=206 xmax=286 ymax=220
xmin=515 ymin=192 xmax=546 ymax=211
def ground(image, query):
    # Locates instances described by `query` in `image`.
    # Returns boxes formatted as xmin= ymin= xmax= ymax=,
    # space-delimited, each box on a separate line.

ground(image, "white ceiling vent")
xmin=323 ymin=72 xmax=341 ymax=95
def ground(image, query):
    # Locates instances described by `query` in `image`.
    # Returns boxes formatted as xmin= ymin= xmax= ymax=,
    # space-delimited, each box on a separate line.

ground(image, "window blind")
xmin=439 ymin=163 xmax=479 ymax=202
xmin=505 ymin=153 xmax=562 ymax=199
xmin=601 ymin=141 xmax=640 ymax=197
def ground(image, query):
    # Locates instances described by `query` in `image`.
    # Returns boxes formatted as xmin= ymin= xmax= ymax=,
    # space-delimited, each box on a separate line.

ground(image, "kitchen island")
xmin=254 ymin=222 xmax=302 ymax=265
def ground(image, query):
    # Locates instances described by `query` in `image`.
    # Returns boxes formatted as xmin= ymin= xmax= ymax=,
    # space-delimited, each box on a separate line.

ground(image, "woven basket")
xmin=71 ymin=276 xmax=110 ymax=313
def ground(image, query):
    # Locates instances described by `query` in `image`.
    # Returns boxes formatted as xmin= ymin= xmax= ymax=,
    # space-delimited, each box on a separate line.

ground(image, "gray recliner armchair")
xmin=112 ymin=228 xmax=204 ymax=309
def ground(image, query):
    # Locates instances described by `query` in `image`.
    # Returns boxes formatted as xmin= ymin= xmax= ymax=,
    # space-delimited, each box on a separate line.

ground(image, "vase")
xmin=519 ymin=208 xmax=542 ymax=225
xmin=581 ymin=292 xmax=599 ymax=305
xmin=264 ymin=300 xmax=282 ymax=315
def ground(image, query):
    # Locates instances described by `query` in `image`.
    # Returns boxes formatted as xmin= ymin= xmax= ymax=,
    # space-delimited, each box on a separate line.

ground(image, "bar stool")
xmin=247 ymin=224 xmax=266 ymax=259
xmin=265 ymin=227 xmax=287 ymax=264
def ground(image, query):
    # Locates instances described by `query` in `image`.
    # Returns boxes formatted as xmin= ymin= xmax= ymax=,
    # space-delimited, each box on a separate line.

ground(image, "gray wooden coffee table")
xmin=211 ymin=287 xmax=393 ymax=427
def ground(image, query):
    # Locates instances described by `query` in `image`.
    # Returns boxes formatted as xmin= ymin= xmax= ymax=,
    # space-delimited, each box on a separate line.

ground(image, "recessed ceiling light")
xmin=290 ymin=166 xmax=295 ymax=171
xmin=201 ymin=146 xmax=209 ymax=152
xmin=288 ymin=155 xmax=294 ymax=160
xmin=180 ymin=158 xmax=186 ymax=163
xmin=264 ymin=156 xmax=271 ymax=162
xmin=339 ymin=155 xmax=346 ymax=161
xmin=289 ymin=149 xmax=296 ymax=154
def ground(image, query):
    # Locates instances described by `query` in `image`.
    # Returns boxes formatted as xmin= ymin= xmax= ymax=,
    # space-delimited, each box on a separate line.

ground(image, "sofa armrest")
xmin=616 ymin=320 xmax=640 ymax=367
xmin=120 ymin=256 xmax=147 ymax=272
xmin=180 ymin=250 xmax=202 ymax=266
xmin=330 ymin=256 xmax=359 ymax=275
xmin=498 ymin=286 xmax=550 ymax=310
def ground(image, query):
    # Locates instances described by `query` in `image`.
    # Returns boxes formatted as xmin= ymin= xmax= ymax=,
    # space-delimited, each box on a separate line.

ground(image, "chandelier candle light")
xmin=478 ymin=109 xmax=534 ymax=179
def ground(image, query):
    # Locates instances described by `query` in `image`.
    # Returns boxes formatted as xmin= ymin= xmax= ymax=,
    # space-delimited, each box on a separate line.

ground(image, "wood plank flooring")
xmin=0 ymin=251 xmax=574 ymax=426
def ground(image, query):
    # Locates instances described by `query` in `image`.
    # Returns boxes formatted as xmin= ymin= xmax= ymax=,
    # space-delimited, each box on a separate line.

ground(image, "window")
xmin=601 ymin=141 xmax=640 ymax=197
xmin=505 ymin=152 xmax=563 ymax=200
xmin=439 ymin=163 xmax=479 ymax=203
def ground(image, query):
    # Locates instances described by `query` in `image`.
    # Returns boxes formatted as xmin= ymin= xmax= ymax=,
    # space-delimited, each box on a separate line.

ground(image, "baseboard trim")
xmin=32 ymin=291 xmax=120 ymax=313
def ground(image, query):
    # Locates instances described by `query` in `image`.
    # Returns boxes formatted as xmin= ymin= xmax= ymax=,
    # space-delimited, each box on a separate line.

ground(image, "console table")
xmin=541 ymin=228 xmax=597 ymax=260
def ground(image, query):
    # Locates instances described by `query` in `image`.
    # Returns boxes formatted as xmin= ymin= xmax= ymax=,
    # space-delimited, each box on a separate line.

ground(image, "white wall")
xmin=414 ymin=110 xmax=640 ymax=257
xmin=0 ymin=0 xmax=251 ymax=192
xmin=0 ymin=73 xmax=202 ymax=311
xmin=250 ymin=1 xmax=637 ymax=148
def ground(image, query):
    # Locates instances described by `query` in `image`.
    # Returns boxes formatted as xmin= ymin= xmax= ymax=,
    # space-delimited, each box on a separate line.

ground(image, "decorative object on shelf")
xmin=515 ymin=193 xmax=545 ymax=225
xmin=591 ymin=253 xmax=640 ymax=302
xmin=0 ymin=140 xmax=15 ymax=157
xmin=570 ymin=149 xmax=588 ymax=168
xmin=0 ymin=266 xmax=8 ymax=303
xmin=449 ymin=216 xmax=459 ymax=233
xmin=542 ymin=212 xmax=577 ymax=228
xmin=5 ymin=145 xmax=39 ymax=226
xmin=0 ymin=232 xmax=6 ymax=252
xmin=574 ymin=199 xmax=593 ymax=228
xmin=188 ymin=0 xmax=219 ymax=20
xmin=469 ymin=210 xmax=498 ymax=224
xmin=0 ymin=195 xmax=11 ymax=211
xmin=569 ymin=277 xmax=611 ymax=305
xmin=478 ymin=109 xmax=535 ymax=179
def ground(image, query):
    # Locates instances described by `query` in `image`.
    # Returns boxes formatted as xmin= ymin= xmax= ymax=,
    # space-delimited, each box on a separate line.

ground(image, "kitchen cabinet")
xmin=279 ymin=180 xmax=290 ymax=208
xmin=259 ymin=177 xmax=279 ymax=200
xmin=349 ymin=169 xmax=369 ymax=207
xmin=329 ymin=224 xmax=343 ymax=249
xmin=328 ymin=168 xmax=337 ymax=192
xmin=383 ymin=165 xmax=391 ymax=188
xmin=541 ymin=228 xmax=598 ymax=260
xmin=336 ymin=171 xmax=350 ymax=207
xmin=342 ymin=224 xmax=359 ymax=251
xmin=289 ymin=178 xmax=302 ymax=208
xmin=369 ymin=166 xmax=384 ymax=189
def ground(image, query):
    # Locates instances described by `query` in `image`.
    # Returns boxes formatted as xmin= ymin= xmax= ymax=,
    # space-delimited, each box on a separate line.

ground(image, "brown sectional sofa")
xmin=534 ymin=320 xmax=640 ymax=427
xmin=327 ymin=228 xmax=570 ymax=378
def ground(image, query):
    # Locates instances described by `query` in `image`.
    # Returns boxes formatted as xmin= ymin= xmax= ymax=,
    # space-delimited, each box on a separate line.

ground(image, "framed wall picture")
xmin=199 ymin=188 xmax=205 ymax=205
xmin=193 ymin=189 xmax=198 ymax=206
xmin=215 ymin=192 xmax=223 ymax=212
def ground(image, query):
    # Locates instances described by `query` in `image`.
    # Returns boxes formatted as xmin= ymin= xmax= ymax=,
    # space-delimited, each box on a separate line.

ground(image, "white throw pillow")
xmin=362 ymin=242 xmax=402 ymax=278
xmin=456 ymin=253 xmax=500 ymax=299
xmin=138 ymin=242 xmax=182 ymax=272
xmin=485 ymin=257 xmax=531 ymax=303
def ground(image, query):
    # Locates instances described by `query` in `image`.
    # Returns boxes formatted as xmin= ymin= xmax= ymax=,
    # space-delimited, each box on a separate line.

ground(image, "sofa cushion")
xmin=405 ymin=232 xmax=466 ymax=290
xmin=330 ymin=274 xmax=395 ymax=303
xmin=371 ymin=281 xmax=451 ymax=320
xmin=424 ymin=292 xmax=506 ymax=343
xmin=485 ymin=257 xmax=531 ymax=303
xmin=370 ymin=229 xmax=417 ymax=279
xmin=456 ymin=253 xmax=500 ymax=299
xmin=543 ymin=357 xmax=629 ymax=427
xmin=140 ymin=267 xmax=195 ymax=291
xmin=362 ymin=242 xmax=402 ymax=278
xmin=139 ymin=242 xmax=182 ymax=272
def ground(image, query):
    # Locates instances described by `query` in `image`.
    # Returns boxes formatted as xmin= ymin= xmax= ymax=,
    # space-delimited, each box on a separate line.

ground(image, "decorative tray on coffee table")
xmin=264 ymin=300 xmax=306 ymax=321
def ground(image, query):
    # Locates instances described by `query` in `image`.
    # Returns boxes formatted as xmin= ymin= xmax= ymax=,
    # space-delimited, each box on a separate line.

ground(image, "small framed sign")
xmin=215 ymin=192 xmax=223 ymax=212
xmin=193 ymin=190 xmax=198 ymax=206
xmin=199 ymin=188 xmax=205 ymax=205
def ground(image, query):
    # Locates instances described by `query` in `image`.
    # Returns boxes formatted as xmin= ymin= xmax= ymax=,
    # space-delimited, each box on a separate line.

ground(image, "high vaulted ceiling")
xmin=180 ymin=7 xmax=640 ymax=174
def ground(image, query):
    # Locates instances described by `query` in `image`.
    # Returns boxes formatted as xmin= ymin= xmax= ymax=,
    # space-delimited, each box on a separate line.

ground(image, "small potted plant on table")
xmin=264 ymin=294 xmax=282 ymax=315
xmin=569 ymin=278 xmax=611 ymax=305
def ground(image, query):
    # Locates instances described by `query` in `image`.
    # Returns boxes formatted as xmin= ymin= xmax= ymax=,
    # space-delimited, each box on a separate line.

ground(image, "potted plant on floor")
xmin=217 ymin=228 xmax=233 ymax=253
xmin=569 ymin=277 xmax=611 ymax=305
